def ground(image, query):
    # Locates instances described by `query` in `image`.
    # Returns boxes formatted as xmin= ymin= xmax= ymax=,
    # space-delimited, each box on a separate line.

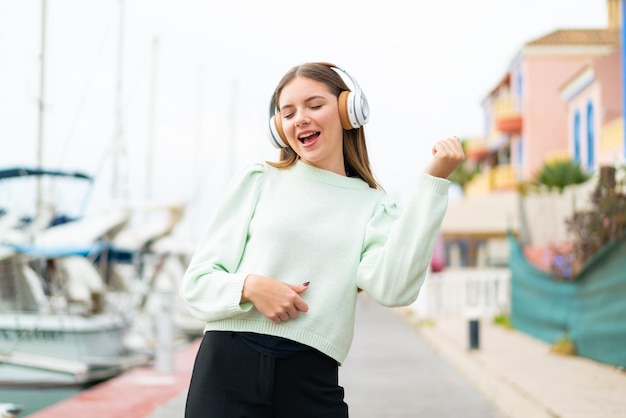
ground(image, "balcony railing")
xmin=493 ymin=96 xmax=517 ymax=117
xmin=465 ymin=172 xmax=492 ymax=196
xmin=465 ymin=164 xmax=518 ymax=197
xmin=492 ymin=164 xmax=517 ymax=189
xmin=493 ymin=96 xmax=522 ymax=134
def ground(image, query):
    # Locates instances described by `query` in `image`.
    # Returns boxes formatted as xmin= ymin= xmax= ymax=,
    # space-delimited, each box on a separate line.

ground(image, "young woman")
xmin=180 ymin=62 xmax=464 ymax=417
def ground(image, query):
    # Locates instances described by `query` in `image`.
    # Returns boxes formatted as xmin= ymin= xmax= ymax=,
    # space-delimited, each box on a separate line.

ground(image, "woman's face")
xmin=278 ymin=76 xmax=345 ymax=175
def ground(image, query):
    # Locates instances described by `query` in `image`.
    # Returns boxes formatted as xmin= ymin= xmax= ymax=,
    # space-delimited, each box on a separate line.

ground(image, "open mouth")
xmin=298 ymin=131 xmax=320 ymax=145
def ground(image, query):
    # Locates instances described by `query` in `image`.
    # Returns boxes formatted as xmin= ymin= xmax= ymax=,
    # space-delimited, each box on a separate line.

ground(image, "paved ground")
xmin=411 ymin=308 xmax=626 ymax=418
xmin=339 ymin=296 xmax=503 ymax=417
xmin=149 ymin=294 xmax=626 ymax=418
xmin=149 ymin=295 xmax=504 ymax=418
xmin=28 ymin=293 xmax=626 ymax=417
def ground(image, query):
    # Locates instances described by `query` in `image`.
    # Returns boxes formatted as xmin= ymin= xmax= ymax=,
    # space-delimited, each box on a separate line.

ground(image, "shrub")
xmin=550 ymin=336 xmax=576 ymax=356
xmin=493 ymin=314 xmax=513 ymax=330
xmin=566 ymin=165 xmax=626 ymax=276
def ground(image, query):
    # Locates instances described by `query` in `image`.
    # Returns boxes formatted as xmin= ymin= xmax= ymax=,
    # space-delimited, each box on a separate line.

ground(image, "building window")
xmin=515 ymin=137 xmax=523 ymax=181
xmin=516 ymin=70 xmax=523 ymax=111
xmin=586 ymin=101 xmax=595 ymax=170
xmin=573 ymin=110 xmax=581 ymax=163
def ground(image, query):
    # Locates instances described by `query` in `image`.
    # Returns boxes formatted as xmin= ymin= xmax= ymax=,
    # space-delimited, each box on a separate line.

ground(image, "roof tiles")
xmin=526 ymin=29 xmax=620 ymax=46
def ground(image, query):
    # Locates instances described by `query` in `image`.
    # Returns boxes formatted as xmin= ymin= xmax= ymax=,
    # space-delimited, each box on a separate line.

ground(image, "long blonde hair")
xmin=267 ymin=63 xmax=382 ymax=190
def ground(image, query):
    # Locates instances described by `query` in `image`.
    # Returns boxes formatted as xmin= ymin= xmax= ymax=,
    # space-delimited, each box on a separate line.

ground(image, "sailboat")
xmin=0 ymin=160 xmax=197 ymax=387
xmin=0 ymin=0 xmax=194 ymax=388
xmin=0 ymin=168 xmax=154 ymax=387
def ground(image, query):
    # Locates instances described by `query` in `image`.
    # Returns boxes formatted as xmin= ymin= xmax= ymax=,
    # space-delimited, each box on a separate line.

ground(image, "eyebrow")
xmin=279 ymin=95 xmax=327 ymax=112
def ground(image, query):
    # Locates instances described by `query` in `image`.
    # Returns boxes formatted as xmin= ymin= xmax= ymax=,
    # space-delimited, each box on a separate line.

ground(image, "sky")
xmin=0 ymin=0 xmax=611 ymax=239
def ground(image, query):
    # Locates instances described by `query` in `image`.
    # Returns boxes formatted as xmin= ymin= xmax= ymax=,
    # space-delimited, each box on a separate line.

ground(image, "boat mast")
xmin=145 ymin=37 xmax=159 ymax=202
xmin=112 ymin=0 xmax=125 ymax=200
xmin=36 ymin=0 xmax=47 ymax=215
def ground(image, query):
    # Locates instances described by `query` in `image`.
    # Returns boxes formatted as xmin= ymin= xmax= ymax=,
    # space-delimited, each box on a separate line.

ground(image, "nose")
xmin=295 ymin=111 xmax=310 ymax=127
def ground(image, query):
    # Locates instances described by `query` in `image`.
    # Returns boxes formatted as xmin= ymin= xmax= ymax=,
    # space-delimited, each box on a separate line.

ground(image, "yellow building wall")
xmin=598 ymin=117 xmax=624 ymax=165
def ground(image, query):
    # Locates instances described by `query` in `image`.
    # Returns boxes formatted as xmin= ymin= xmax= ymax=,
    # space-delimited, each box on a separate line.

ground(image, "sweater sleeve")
xmin=356 ymin=173 xmax=450 ymax=307
xmin=179 ymin=163 xmax=265 ymax=322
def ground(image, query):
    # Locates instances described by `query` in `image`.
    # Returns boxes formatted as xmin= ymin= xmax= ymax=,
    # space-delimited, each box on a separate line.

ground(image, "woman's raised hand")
xmin=423 ymin=136 xmax=465 ymax=179
xmin=241 ymin=274 xmax=310 ymax=323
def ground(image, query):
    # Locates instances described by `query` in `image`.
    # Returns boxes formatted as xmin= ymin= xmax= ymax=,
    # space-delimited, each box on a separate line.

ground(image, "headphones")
xmin=268 ymin=63 xmax=370 ymax=149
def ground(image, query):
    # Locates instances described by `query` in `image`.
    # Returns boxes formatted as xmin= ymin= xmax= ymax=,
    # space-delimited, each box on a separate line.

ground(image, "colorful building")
xmin=441 ymin=1 xmax=623 ymax=267
xmin=477 ymin=25 xmax=621 ymax=194
xmin=561 ymin=44 xmax=623 ymax=168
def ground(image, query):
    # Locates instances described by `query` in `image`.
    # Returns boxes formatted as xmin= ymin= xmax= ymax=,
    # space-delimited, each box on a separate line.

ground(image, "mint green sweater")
xmin=180 ymin=160 xmax=450 ymax=364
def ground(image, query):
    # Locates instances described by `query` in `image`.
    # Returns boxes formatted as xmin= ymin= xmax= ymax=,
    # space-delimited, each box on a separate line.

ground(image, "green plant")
xmin=492 ymin=314 xmax=513 ymax=329
xmin=550 ymin=336 xmax=576 ymax=356
xmin=448 ymin=159 xmax=479 ymax=189
xmin=532 ymin=159 xmax=592 ymax=194
xmin=412 ymin=318 xmax=436 ymax=327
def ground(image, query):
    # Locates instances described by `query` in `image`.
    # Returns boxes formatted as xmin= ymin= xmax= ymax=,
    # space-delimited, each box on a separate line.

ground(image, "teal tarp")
xmin=509 ymin=234 xmax=626 ymax=368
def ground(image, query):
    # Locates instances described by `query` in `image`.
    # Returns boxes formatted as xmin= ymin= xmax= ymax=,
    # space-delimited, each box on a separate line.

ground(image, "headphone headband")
xmin=267 ymin=63 xmax=370 ymax=149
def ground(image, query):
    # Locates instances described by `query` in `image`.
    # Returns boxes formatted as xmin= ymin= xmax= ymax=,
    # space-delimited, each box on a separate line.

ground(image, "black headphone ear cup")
xmin=337 ymin=91 xmax=354 ymax=130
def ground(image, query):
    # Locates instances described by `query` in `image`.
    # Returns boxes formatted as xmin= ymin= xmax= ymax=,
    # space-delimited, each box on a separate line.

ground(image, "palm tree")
xmin=533 ymin=159 xmax=591 ymax=194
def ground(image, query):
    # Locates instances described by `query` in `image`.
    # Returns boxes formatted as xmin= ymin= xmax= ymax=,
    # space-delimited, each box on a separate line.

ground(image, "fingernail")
xmin=303 ymin=281 xmax=310 ymax=286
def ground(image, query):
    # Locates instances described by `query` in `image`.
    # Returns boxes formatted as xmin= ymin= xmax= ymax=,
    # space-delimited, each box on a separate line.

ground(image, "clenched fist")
xmin=423 ymin=136 xmax=465 ymax=179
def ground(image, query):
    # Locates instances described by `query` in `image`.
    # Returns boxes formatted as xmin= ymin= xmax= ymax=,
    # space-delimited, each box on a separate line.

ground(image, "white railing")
xmin=411 ymin=267 xmax=511 ymax=318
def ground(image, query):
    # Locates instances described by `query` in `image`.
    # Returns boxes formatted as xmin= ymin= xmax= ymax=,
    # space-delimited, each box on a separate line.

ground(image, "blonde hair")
xmin=267 ymin=62 xmax=382 ymax=190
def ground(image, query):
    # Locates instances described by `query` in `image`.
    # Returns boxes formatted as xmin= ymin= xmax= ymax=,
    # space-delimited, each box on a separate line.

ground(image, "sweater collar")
xmin=291 ymin=160 xmax=370 ymax=189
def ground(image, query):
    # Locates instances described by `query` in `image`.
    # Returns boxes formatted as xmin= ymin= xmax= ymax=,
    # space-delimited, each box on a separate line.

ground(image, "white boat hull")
xmin=0 ymin=313 xmax=149 ymax=387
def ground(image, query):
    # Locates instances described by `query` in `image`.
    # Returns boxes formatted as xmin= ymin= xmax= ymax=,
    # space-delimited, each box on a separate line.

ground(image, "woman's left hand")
xmin=423 ymin=136 xmax=465 ymax=179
